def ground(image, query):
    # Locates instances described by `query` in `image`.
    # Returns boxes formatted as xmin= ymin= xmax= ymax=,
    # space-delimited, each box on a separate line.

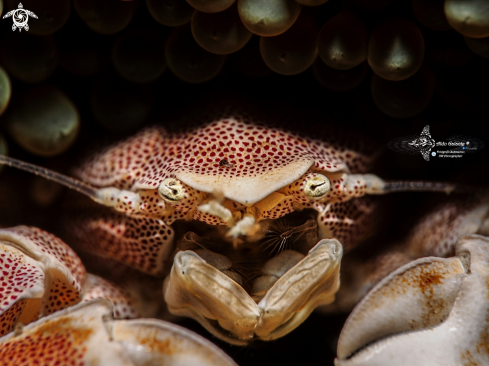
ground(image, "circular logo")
xmin=2 ymin=3 xmax=38 ymax=32
xmin=12 ymin=8 xmax=29 ymax=27
xmin=431 ymin=152 xmax=436 ymax=157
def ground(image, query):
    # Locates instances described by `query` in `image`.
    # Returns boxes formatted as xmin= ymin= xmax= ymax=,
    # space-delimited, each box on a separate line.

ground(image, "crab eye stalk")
xmin=158 ymin=178 xmax=185 ymax=203
xmin=304 ymin=174 xmax=330 ymax=199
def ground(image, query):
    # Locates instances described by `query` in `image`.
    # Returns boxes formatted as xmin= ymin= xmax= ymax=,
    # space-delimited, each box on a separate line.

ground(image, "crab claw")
xmin=335 ymin=234 xmax=489 ymax=366
xmin=0 ymin=298 xmax=237 ymax=366
xmin=0 ymin=226 xmax=141 ymax=337
xmin=164 ymin=238 xmax=342 ymax=344
xmin=0 ymin=226 xmax=86 ymax=336
xmin=322 ymin=197 xmax=489 ymax=314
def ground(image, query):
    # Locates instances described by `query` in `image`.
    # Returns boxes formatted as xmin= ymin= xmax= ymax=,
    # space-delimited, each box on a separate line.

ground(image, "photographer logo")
xmin=2 ymin=3 xmax=37 ymax=32
xmin=388 ymin=125 xmax=484 ymax=161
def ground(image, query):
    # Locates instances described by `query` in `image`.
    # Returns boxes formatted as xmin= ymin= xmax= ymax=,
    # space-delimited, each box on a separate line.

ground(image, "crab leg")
xmin=317 ymin=197 xmax=379 ymax=252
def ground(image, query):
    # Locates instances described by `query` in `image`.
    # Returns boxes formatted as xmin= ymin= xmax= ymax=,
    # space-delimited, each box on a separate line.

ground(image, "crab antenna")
xmin=0 ymin=155 xmax=102 ymax=203
xmin=382 ymin=180 xmax=457 ymax=194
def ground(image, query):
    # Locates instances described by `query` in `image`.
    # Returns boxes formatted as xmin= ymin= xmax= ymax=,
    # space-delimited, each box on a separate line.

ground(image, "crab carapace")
xmin=0 ymin=113 xmax=458 ymax=343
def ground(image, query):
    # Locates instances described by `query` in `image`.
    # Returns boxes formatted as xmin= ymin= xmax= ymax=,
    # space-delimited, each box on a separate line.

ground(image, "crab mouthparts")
xmin=176 ymin=209 xmax=321 ymax=297
xmin=165 ymin=210 xmax=341 ymax=344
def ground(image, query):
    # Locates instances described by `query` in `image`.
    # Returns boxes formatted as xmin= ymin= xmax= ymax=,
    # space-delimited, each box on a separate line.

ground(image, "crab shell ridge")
xmin=77 ymin=118 xmax=363 ymax=206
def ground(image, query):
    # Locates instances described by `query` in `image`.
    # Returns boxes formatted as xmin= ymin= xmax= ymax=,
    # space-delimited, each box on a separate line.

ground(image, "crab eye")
xmin=303 ymin=174 xmax=330 ymax=199
xmin=158 ymin=178 xmax=185 ymax=203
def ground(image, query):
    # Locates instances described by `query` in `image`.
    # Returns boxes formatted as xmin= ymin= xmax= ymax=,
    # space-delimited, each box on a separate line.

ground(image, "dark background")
xmin=0 ymin=0 xmax=488 ymax=364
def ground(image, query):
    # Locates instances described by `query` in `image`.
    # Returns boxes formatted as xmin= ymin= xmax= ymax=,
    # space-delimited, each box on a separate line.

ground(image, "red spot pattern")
xmin=43 ymin=278 xmax=82 ymax=317
xmin=137 ymin=189 xmax=168 ymax=217
xmin=0 ymin=228 xmax=89 ymax=337
xmin=285 ymin=172 xmax=318 ymax=204
xmin=303 ymin=174 xmax=368 ymax=205
xmin=253 ymin=172 xmax=370 ymax=223
xmin=73 ymin=213 xmax=174 ymax=276
xmin=317 ymin=197 xmax=378 ymax=252
xmin=0 ymin=246 xmax=44 ymax=314
xmin=193 ymin=209 xmax=227 ymax=225
xmin=0 ymin=300 xmax=26 ymax=337
xmin=0 ymin=318 xmax=88 ymax=366
xmin=327 ymin=176 xmax=349 ymax=203
xmin=76 ymin=117 xmax=370 ymax=199
xmin=75 ymin=128 xmax=167 ymax=191
xmin=138 ymin=183 xmax=203 ymax=225
xmin=82 ymin=275 xmax=139 ymax=319
xmin=113 ymin=194 xmax=139 ymax=215
xmin=261 ymin=197 xmax=295 ymax=220
xmin=0 ymin=245 xmax=44 ymax=336
xmin=163 ymin=181 xmax=199 ymax=215
xmin=72 ymin=115 xmax=376 ymax=261
xmin=1 ymin=227 xmax=86 ymax=294
xmin=281 ymin=172 xmax=359 ymax=206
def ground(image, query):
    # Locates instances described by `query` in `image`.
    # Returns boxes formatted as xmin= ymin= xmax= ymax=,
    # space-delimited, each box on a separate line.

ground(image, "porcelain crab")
xmin=1 ymin=193 xmax=487 ymax=365
xmin=0 ymin=110 xmax=473 ymax=345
